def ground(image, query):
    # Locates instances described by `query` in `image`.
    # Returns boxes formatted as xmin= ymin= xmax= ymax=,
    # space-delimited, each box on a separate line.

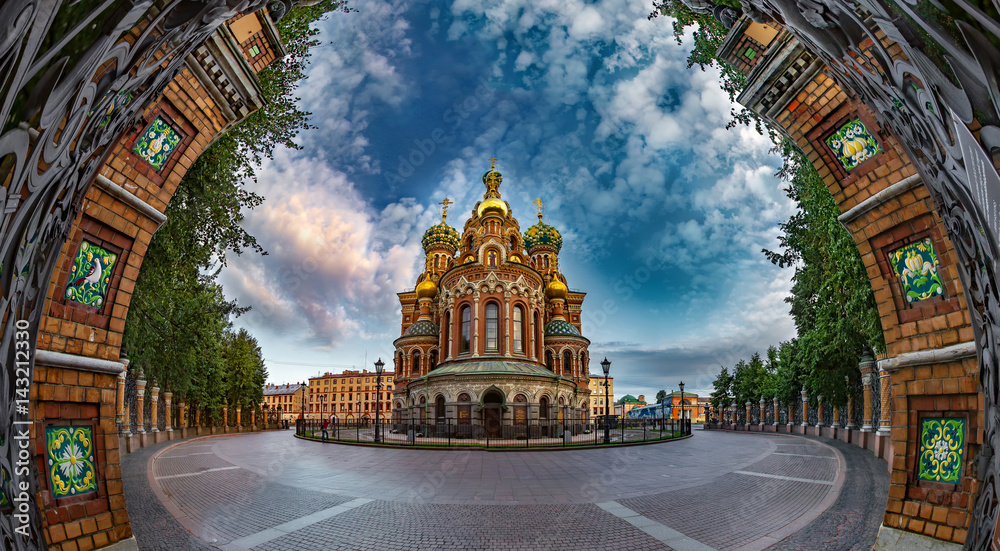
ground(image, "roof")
xmin=263 ymin=383 xmax=305 ymax=396
xmin=403 ymin=320 xmax=439 ymax=337
xmin=544 ymin=319 xmax=582 ymax=337
xmin=426 ymin=360 xmax=560 ymax=379
xmin=616 ymin=394 xmax=645 ymax=404
xmin=668 ymin=391 xmax=701 ymax=398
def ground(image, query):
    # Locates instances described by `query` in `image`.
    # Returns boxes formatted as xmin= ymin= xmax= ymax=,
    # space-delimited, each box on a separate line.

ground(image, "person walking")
xmin=322 ymin=419 xmax=329 ymax=442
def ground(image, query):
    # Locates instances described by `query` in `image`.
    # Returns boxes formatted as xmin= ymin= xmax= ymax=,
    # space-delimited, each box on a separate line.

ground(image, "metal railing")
xmin=296 ymin=417 xmax=692 ymax=448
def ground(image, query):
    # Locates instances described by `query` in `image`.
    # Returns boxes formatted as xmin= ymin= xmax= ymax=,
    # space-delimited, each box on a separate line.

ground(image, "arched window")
xmin=540 ymin=396 xmax=549 ymax=419
xmin=412 ymin=350 xmax=420 ymax=376
xmin=460 ymin=306 xmax=471 ymax=354
xmin=443 ymin=311 xmax=451 ymax=359
xmin=545 ymin=350 xmax=554 ymax=371
xmin=544 ymin=255 xmax=549 ymax=268
xmin=394 ymin=352 xmax=401 ymax=373
xmin=563 ymin=350 xmax=573 ymax=375
xmin=419 ymin=396 xmax=426 ymax=423
xmin=580 ymin=351 xmax=587 ymax=373
xmin=436 ymin=396 xmax=446 ymax=420
xmin=534 ymin=311 xmax=541 ymax=358
xmin=430 ymin=350 xmax=438 ymax=370
xmin=485 ymin=303 xmax=499 ymax=352
xmin=513 ymin=306 xmax=524 ymax=354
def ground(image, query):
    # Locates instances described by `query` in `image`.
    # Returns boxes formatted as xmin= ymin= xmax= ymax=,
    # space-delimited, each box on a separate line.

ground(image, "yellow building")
xmin=262 ymin=383 xmax=308 ymax=421
xmin=308 ymin=369 xmax=396 ymax=420
xmin=590 ymin=375 xmax=614 ymax=417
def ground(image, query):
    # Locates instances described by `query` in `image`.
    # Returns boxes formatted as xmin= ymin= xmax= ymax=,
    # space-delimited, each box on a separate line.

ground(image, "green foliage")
xmin=122 ymin=3 xmax=347 ymax=408
xmin=709 ymin=367 xmax=732 ymax=409
xmin=655 ymin=389 xmax=668 ymax=403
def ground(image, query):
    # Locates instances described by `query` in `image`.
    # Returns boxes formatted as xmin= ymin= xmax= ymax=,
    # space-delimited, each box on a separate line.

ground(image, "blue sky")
xmin=220 ymin=0 xmax=799 ymax=400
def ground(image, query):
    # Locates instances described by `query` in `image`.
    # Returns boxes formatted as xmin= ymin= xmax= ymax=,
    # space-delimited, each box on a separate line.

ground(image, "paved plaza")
xmin=121 ymin=429 xmax=888 ymax=550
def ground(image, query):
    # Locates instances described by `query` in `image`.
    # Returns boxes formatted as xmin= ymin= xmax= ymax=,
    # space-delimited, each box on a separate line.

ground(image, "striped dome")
xmin=524 ymin=222 xmax=562 ymax=252
xmin=544 ymin=319 xmax=581 ymax=337
xmin=404 ymin=320 xmax=440 ymax=337
xmin=422 ymin=222 xmax=460 ymax=252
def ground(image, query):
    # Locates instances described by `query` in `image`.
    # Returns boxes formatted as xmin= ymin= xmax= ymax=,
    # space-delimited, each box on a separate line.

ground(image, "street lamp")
xmin=678 ymin=381 xmax=685 ymax=433
xmin=374 ymin=358 xmax=385 ymax=443
xmin=319 ymin=395 xmax=325 ymax=421
xmin=601 ymin=357 xmax=611 ymax=444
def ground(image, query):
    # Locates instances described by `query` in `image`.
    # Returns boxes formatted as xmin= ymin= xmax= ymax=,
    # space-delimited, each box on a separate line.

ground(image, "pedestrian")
xmin=322 ymin=419 xmax=329 ymax=442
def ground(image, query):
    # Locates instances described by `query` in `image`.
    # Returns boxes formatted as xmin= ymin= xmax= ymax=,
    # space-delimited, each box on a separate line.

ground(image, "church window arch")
xmin=534 ymin=311 xmax=542 ymax=358
xmin=460 ymin=305 xmax=471 ymax=354
xmin=513 ymin=305 xmax=524 ymax=354
xmin=563 ymin=350 xmax=573 ymax=376
xmin=485 ymin=302 xmax=500 ymax=352
xmin=436 ymin=395 xmax=446 ymax=420
xmin=419 ymin=396 xmax=427 ymax=423
xmin=443 ymin=311 xmax=451 ymax=359
xmin=539 ymin=396 xmax=549 ymax=419
xmin=430 ymin=349 xmax=438 ymax=370
xmin=545 ymin=350 xmax=554 ymax=371
xmin=412 ymin=350 xmax=421 ymax=376
xmin=544 ymin=255 xmax=549 ymax=268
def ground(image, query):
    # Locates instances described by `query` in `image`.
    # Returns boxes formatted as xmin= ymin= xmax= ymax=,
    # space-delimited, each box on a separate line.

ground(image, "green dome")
xmin=544 ymin=319 xmax=581 ymax=337
xmin=524 ymin=222 xmax=562 ymax=252
xmin=422 ymin=222 xmax=460 ymax=252
xmin=404 ymin=320 xmax=440 ymax=337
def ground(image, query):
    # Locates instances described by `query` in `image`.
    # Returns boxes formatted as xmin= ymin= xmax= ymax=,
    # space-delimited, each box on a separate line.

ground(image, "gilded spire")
xmin=532 ymin=197 xmax=546 ymax=222
xmin=439 ymin=197 xmax=452 ymax=223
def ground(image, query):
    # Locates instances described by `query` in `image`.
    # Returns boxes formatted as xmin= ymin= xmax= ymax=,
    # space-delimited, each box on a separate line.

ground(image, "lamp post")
xmin=299 ymin=382 xmax=306 ymax=420
xmin=374 ymin=358 xmax=384 ymax=443
xmin=678 ymin=381 xmax=685 ymax=433
xmin=601 ymin=357 xmax=611 ymax=444
xmin=319 ymin=395 xmax=325 ymax=421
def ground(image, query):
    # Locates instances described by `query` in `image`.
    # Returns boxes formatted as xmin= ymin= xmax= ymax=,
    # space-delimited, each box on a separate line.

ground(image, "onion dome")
xmin=524 ymin=221 xmax=562 ymax=252
xmin=415 ymin=279 xmax=438 ymax=299
xmin=545 ymin=279 xmax=568 ymax=300
xmin=404 ymin=320 xmax=440 ymax=337
xmin=544 ymin=319 xmax=581 ymax=337
xmin=477 ymin=197 xmax=508 ymax=217
xmin=422 ymin=222 xmax=460 ymax=252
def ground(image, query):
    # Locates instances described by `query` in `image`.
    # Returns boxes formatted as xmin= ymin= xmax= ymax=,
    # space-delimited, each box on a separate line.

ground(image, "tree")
xmin=223 ymin=328 xmax=268 ymax=410
xmin=655 ymin=389 xmax=668 ymax=404
xmin=709 ymin=367 xmax=733 ymax=409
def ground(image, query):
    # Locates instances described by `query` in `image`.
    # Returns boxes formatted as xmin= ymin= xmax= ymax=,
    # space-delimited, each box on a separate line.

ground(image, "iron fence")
xmin=296 ymin=417 xmax=691 ymax=448
xmin=871 ymin=373 xmax=882 ymax=431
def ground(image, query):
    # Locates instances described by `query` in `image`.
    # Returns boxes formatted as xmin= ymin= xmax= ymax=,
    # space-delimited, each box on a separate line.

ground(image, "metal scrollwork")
xmin=740 ymin=0 xmax=1000 ymax=545
xmin=0 ymin=0 xmax=269 ymax=548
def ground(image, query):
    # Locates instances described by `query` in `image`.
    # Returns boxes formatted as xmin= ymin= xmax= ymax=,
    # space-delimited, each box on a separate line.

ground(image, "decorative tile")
xmin=825 ymin=118 xmax=882 ymax=171
xmin=90 ymin=89 xmax=133 ymax=128
xmin=46 ymin=426 xmax=97 ymax=499
xmin=65 ymin=240 xmax=117 ymax=308
xmin=132 ymin=117 xmax=181 ymax=171
xmin=890 ymin=239 xmax=944 ymax=303
xmin=918 ymin=418 xmax=965 ymax=483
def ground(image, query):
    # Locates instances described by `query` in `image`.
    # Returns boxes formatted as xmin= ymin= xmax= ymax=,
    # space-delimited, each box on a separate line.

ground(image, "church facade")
xmin=391 ymin=162 xmax=592 ymax=437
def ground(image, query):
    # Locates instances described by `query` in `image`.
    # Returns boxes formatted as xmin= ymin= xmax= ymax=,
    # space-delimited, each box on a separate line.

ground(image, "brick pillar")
xmin=194 ymin=404 xmax=201 ymax=427
xmin=730 ymin=400 xmax=736 ymax=425
xmin=877 ymin=366 xmax=891 ymax=437
xmin=745 ymin=400 xmax=751 ymax=428
xmin=164 ymin=392 xmax=173 ymax=431
xmin=117 ymin=370 xmax=127 ymax=434
xmin=759 ymin=397 xmax=765 ymax=428
xmin=772 ymin=397 xmax=779 ymax=426
xmin=136 ymin=373 xmax=147 ymax=434
xmin=832 ymin=402 xmax=841 ymax=428
xmin=236 ymin=406 xmax=242 ymax=427
xmin=860 ymin=350 xmax=875 ymax=432
xmin=179 ymin=400 xmax=187 ymax=428
xmin=800 ymin=388 xmax=809 ymax=427
xmin=846 ymin=394 xmax=857 ymax=429
xmin=223 ymin=402 xmax=229 ymax=427
xmin=150 ymin=386 xmax=160 ymax=432
xmin=816 ymin=395 xmax=824 ymax=427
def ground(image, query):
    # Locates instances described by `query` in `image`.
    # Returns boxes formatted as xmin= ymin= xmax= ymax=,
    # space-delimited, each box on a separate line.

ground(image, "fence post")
xmin=878 ymin=365 xmax=892 ymax=438
xmin=860 ymin=350 xmax=875 ymax=432
xmin=800 ymin=388 xmax=809 ymax=427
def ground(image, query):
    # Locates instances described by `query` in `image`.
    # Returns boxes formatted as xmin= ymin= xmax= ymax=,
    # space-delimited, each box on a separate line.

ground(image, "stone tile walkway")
xmin=120 ymin=429 xmax=888 ymax=550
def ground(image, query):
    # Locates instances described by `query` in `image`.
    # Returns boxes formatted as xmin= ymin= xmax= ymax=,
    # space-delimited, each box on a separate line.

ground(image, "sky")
xmin=220 ymin=0 xmax=800 ymax=400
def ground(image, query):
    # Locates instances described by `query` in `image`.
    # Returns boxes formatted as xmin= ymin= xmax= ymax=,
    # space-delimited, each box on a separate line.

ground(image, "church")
xmin=391 ymin=160 xmax=592 ymax=437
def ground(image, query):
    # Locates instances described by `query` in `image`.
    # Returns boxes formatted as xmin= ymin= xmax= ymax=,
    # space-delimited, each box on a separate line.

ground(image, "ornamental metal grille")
xmin=750 ymin=404 xmax=759 ymax=425
xmin=157 ymin=396 xmax=166 ymax=432
xmin=764 ymin=404 xmax=773 ymax=425
xmin=792 ymin=402 xmax=801 ymax=425
xmin=871 ymin=373 xmax=882 ymax=432
xmin=823 ymin=404 xmax=834 ymax=426
xmin=808 ymin=404 xmax=818 ymax=426
xmin=779 ymin=403 xmax=788 ymax=425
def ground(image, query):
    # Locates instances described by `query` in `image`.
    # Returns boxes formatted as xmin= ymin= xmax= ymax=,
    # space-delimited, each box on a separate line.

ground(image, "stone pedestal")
xmin=860 ymin=350 xmax=875 ymax=432
xmin=164 ymin=392 xmax=173 ymax=432
xmin=800 ymin=388 xmax=809 ymax=427
xmin=136 ymin=376 xmax=147 ymax=435
xmin=150 ymin=386 xmax=160 ymax=433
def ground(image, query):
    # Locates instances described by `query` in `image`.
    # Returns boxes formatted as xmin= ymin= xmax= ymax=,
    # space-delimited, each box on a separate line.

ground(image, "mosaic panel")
xmin=132 ymin=116 xmax=181 ymax=171
xmin=89 ymin=89 xmax=133 ymax=128
xmin=65 ymin=240 xmax=117 ymax=308
xmin=45 ymin=426 xmax=97 ymax=499
xmin=825 ymin=118 xmax=882 ymax=171
xmin=918 ymin=418 xmax=965 ymax=483
xmin=890 ymin=238 xmax=944 ymax=303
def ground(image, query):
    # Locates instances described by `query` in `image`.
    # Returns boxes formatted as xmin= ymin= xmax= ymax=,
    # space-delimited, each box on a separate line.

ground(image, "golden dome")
xmin=545 ymin=279 xmax=568 ymax=300
xmin=477 ymin=198 xmax=508 ymax=217
xmin=415 ymin=279 xmax=438 ymax=299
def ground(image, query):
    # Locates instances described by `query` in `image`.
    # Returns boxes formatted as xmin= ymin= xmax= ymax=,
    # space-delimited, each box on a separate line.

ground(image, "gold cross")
xmin=532 ymin=197 xmax=546 ymax=220
xmin=439 ymin=198 xmax=453 ymax=222
xmin=488 ymin=157 xmax=498 ymax=171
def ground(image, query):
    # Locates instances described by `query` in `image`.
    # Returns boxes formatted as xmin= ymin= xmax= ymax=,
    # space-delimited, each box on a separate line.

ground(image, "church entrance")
xmin=482 ymin=390 xmax=503 ymax=438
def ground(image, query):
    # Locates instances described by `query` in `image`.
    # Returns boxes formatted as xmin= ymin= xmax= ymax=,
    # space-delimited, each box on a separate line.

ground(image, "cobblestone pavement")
xmin=122 ymin=429 xmax=888 ymax=550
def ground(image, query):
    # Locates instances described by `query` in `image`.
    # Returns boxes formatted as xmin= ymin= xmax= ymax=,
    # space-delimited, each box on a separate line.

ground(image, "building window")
xmin=248 ymin=44 xmax=260 ymax=57
xmin=460 ymin=306 xmax=471 ymax=354
xmin=485 ymin=303 xmax=499 ymax=352
xmin=412 ymin=351 xmax=420 ymax=376
xmin=546 ymin=350 xmax=554 ymax=371
xmin=564 ymin=350 xmax=573 ymax=375
xmin=513 ymin=306 xmax=524 ymax=353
